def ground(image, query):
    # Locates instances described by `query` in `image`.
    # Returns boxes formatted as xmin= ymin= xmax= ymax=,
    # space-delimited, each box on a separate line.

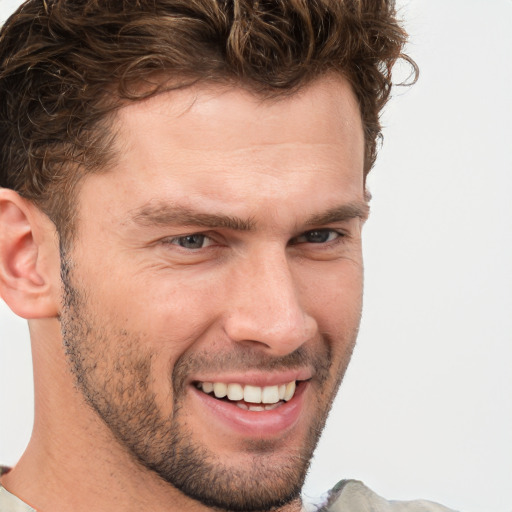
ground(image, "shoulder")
xmin=0 ymin=466 xmax=37 ymax=512
xmin=321 ymin=480 xmax=458 ymax=512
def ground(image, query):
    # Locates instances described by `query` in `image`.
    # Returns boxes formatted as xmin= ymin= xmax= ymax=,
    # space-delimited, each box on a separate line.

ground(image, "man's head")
xmin=0 ymin=2 xmax=414 ymax=512
xmin=0 ymin=0 xmax=412 ymax=246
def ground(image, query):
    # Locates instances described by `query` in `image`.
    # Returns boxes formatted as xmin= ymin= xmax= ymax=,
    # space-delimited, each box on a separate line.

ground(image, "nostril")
xmin=224 ymin=312 xmax=317 ymax=355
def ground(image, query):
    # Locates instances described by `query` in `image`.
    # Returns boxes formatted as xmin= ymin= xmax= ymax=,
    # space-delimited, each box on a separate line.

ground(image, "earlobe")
xmin=0 ymin=188 xmax=60 ymax=319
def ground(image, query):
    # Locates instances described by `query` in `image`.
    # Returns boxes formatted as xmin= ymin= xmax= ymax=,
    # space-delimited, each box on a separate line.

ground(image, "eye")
xmin=292 ymin=229 xmax=342 ymax=244
xmin=167 ymin=234 xmax=213 ymax=249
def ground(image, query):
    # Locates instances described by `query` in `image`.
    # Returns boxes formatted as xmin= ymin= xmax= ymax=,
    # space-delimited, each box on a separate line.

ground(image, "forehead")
xmin=113 ymin=74 xmax=363 ymax=160
xmin=75 ymin=75 xmax=365 ymax=234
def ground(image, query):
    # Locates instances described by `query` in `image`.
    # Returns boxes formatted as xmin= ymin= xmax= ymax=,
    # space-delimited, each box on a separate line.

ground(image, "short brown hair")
xmin=0 ymin=0 xmax=416 ymax=242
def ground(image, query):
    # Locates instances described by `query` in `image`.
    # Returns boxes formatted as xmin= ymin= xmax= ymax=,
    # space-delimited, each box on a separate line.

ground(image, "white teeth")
xmin=213 ymin=382 xmax=227 ymax=398
xmin=243 ymin=385 xmax=262 ymax=404
xmin=236 ymin=402 xmax=249 ymax=410
xmin=227 ymin=383 xmax=244 ymax=401
xmin=264 ymin=402 xmax=281 ymax=411
xmin=198 ymin=380 xmax=297 ymax=404
xmin=248 ymin=405 xmax=265 ymax=412
xmin=261 ymin=385 xmax=280 ymax=404
xmin=284 ymin=381 xmax=296 ymax=401
xmin=202 ymin=382 xmax=214 ymax=394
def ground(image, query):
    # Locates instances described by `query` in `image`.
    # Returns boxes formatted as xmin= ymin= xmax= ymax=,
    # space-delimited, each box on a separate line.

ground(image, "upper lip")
xmin=188 ymin=368 xmax=314 ymax=387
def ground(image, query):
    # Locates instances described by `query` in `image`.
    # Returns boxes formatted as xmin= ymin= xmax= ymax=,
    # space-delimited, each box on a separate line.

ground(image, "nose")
xmin=223 ymin=247 xmax=318 ymax=356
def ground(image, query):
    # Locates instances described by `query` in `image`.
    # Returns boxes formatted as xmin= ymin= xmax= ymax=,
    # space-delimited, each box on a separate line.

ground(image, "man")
xmin=0 ymin=1 xmax=454 ymax=511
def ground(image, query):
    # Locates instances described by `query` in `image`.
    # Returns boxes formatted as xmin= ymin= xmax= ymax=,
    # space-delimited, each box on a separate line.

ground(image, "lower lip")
xmin=190 ymin=382 xmax=308 ymax=438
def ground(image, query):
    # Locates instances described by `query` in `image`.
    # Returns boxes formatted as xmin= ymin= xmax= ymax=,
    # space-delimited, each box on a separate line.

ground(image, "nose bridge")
xmin=224 ymin=245 xmax=317 ymax=354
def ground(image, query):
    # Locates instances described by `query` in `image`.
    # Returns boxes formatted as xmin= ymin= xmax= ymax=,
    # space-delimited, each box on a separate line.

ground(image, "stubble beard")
xmin=59 ymin=255 xmax=358 ymax=511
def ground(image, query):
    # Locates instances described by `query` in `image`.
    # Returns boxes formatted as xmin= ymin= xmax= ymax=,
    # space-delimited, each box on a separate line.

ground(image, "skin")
xmin=0 ymin=75 xmax=366 ymax=512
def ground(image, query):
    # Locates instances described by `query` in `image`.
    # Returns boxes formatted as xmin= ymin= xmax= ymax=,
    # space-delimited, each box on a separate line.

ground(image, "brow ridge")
xmin=304 ymin=202 xmax=369 ymax=226
xmin=131 ymin=203 xmax=255 ymax=231
xmin=130 ymin=200 xmax=368 ymax=232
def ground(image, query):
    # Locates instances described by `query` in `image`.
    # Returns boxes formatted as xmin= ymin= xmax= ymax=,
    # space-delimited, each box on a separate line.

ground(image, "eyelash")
xmin=164 ymin=229 xmax=346 ymax=251
xmin=290 ymin=229 xmax=345 ymax=246
xmin=165 ymin=233 xmax=215 ymax=250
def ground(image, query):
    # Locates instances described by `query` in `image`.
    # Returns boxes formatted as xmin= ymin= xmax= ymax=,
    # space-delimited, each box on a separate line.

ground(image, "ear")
xmin=0 ymin=188 xmax=60 ymax=319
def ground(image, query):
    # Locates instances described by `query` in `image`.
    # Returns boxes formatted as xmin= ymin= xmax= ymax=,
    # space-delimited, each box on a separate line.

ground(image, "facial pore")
xmin=60 ymin=251 xmax=357 ymax=511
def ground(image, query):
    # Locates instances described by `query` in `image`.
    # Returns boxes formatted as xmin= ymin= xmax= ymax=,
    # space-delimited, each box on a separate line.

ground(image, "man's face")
xmin=60 ymin=76 xmax=366 ymax=511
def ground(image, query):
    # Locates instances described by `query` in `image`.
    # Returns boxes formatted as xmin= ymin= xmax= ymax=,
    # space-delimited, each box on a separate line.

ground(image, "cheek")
xmin=300 ymin=260 xmax=363 ymax=362
xmin=84 ymin=260 xmax=220 ymax=332
xmin=299 ymin=259 xmax=363 ymax=318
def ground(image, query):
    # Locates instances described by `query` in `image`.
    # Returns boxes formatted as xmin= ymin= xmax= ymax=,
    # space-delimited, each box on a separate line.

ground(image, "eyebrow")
xmin=131 ymin=203 xmax=255 ymax=231
xmin=304 ymin=201 xmax=370 ymax=226
xmin=130 ymin=200 xmax=369 ymax=231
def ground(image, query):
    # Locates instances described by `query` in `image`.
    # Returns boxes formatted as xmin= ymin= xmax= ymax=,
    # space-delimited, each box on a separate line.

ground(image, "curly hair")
xmin=0 ymin=0 xmax=416 ymax=242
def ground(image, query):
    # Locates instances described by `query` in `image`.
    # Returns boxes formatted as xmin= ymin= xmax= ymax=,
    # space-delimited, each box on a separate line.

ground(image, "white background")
xmin=1 ymin=1 xmax=511 ymax=511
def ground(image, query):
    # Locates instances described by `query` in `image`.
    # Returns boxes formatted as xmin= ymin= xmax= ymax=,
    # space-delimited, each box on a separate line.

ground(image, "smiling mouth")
xmin=195 ymin=380 xmax=299 ymax=412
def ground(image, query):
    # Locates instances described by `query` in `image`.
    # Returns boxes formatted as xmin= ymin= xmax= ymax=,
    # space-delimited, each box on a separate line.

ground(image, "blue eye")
xmin=295 ymin=229 xmax=340 ymax=244
xmin=172 ymin=234 xmax=209 ymax=249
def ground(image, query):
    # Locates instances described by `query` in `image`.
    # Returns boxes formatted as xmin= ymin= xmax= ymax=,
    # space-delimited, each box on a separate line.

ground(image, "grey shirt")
xmin=319 ymin=480 xmax=457 ymax=511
